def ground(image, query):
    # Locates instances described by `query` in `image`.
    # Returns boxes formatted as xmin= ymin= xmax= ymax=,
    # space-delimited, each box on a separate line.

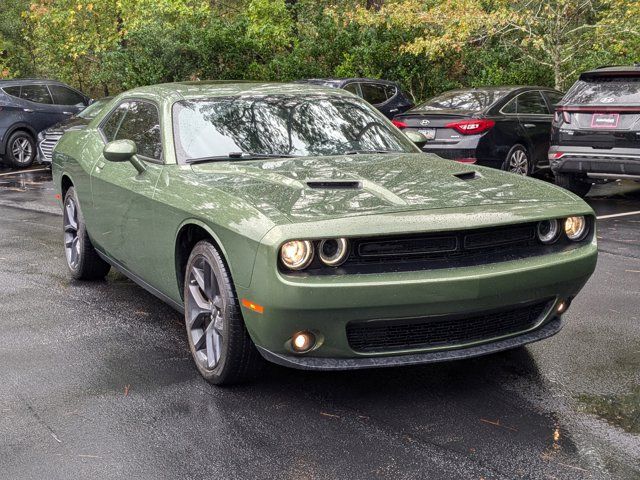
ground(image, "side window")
xmin=501 ymin=97 xmax=517 ymax=114
xmin=360 ymin=83 xmax=389 ymax=105
xmin=101 ymin=103 xmax=129 ymax=142
xmin=20 ymin=85 xmax=53 ymax=104
xmin=517 ymin=91 xmax=549 ymax=115
xmin=545 ymin=91 xmax=564 ymax=108
xmin=383 ymin=84 xmax=397 ymax=100
xmin=3 ymin=86 xmax=21 ymax=98
xmin=114 ymin=101 xmax=162 ymax=160
xmin=343 ymin=83 xmax=361 ymax=97
xmin=49 ymin=85 xmax=86 ymax=106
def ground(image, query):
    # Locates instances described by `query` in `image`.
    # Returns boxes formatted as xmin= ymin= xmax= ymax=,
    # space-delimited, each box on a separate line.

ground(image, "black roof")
xmin=0 ymin=78 xmax=67 ymax=86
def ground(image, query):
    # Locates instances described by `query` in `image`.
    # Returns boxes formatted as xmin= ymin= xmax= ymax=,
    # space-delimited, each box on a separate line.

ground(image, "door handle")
xmin=23 ymin=108 xmax=34 ymax=112
xmin=524 ymin=123 xmax=535 ymax=128
xmin=389 ymin=108 xmax=399 ymax=113
xmin=63 ymin=111 xmax=73 ymax=115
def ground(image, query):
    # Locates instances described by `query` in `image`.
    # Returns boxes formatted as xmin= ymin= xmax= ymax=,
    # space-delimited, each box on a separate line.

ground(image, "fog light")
xmin=292 ymin=331 xmax=315 ymax=353
xmin=557 ymin=300 xmax=568 ymax=314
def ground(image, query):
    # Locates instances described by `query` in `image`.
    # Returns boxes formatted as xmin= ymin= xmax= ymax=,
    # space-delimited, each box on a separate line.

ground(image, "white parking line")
xmin=0 ymin=167 xmax=49 ymax=177
xmin=596 ymin=210 xmax=640 ymax=220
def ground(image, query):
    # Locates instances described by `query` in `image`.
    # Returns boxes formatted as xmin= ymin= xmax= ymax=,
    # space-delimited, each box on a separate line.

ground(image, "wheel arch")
xmin=174 ymin=220 xmax=231 ymax=301
xmin=2 ymin=123 xmax=37 ymax=154
xmin=60 ymin=174 xmax=74 ymax=199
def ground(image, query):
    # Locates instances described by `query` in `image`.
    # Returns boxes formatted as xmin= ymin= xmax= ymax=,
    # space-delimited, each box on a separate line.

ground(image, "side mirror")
xmin=404 ymin=130 xmax=428 ymax=148
xmin=103 ymin=140 xmax=146 ymax=174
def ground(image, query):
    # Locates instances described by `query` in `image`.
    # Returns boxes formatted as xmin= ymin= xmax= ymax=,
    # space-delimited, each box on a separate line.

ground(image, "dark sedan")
xmin=296 ymin=78 xmax=414 ymax=119
xmin=393 ymin=87 xmax=564 ymax=176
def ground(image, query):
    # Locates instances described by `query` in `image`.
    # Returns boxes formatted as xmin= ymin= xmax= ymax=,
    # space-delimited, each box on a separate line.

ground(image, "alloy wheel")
xmin=508 ymin=149 xmax=529 ymax=176
xmin=186 ymin=256 xmax=225 ymax=371
xmin=63 ymin=196 xmax=81 ymax=270
xmin=11 ymin=137 xmax=34 ymax=165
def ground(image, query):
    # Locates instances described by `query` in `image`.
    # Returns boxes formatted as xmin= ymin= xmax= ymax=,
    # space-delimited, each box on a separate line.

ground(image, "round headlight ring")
xmin=319 ymin=238 xmax=350 ymax=266
xmin=280 ymin=240 xmax=314 ymax=271
xmin=564 ymin=216 xmax=588 ymax=241
xmin=537 ymin=219 xmax=560 ymax=244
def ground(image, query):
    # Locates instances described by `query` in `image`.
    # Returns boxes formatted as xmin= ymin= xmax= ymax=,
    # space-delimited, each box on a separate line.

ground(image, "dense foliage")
xmin=1 ymin=0 xmax=638 ymax=100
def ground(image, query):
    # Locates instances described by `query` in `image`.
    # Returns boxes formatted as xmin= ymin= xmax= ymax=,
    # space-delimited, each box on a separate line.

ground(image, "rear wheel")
xmin=554 ymin=173 xmax=591 ymax=198
xmin=6 ymin=131 xmax=36 ymax=168
xmin=184 ymin=240 xmax=263 ymax=385
xmin=503 ymin=144 xmax=531 ymax=176
xmin=63 ymin=187 xmax=111 ymax=280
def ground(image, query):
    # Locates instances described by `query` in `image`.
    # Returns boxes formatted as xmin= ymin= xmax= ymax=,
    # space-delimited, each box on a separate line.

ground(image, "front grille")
xmin=346 ymin=300 xmax=551 ymax=353
xmin=38 ymin=133 xmax=63 ymax=162
xmin=287 ymin=222 xmax=589 ymax=276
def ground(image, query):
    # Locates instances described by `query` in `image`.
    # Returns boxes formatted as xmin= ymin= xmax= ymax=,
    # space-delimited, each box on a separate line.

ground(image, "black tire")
xmin=184 ymin=240 xmax=263 ymax=385
xmin=63 ymin=187 xmax=111 ymax=280
xmin=502 ymin=144 xmax=531 ymax=176
xmin=554 ymin=173 xmax=591 ymax=198
xmin=5 ymin=131 xmax=36 ymax=168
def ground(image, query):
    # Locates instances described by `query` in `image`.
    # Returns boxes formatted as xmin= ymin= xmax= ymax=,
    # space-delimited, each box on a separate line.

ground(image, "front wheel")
xmin=503 ymin=144 xmax=531 ymax=176
xmin=184 ymin=240 xmax=263 ymax=385
xmin=554 ymin=173 xmax=591 ymax=198
xmin=63 ymin=187 xmax=111 ymax=280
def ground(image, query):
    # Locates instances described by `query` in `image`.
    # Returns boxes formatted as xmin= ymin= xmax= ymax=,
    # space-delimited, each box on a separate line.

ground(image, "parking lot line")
xmin=596 ymin=210 xmax=640 ymax=220
xmin=0 ymin=167 xmax=49 ymax=177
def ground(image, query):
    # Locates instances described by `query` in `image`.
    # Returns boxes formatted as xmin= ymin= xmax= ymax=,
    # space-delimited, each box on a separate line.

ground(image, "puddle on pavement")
xmin=577 ymin=386 xmax=640 ymax=434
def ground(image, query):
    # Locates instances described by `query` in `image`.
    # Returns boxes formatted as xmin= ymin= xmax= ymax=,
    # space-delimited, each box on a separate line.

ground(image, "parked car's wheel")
xmin=6 ymin=131 xmax=36 ymax=168
xmin=63 ymin=187 xmax=111 ymax=280
xmin=554 ymin=173 xmax=591 ymax=198
xmin=184 ymin=240 xmax=263 ymax=385
xmin=503 ymin=144 xmax=531 ymax=176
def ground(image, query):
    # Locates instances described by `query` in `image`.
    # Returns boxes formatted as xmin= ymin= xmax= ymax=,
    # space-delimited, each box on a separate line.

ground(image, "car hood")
xmin=44 ymin=117 xmax=91 ymax=135
xmin=190 ymin=153 xmax=576 ymax=222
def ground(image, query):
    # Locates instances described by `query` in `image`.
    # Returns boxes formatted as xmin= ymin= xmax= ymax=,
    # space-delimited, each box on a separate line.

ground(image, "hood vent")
xmin=306 ymin=180 xmax=363 ymax=190
xmin=452 ymin=171 xmax=481 ymax=181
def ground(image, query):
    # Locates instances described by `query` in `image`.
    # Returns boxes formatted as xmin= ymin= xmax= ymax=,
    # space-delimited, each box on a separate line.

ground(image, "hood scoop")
xmin=452 ymin=171 xmax=481 ymax=181
xmin=306 ymin=179 xmax=363 ymax=190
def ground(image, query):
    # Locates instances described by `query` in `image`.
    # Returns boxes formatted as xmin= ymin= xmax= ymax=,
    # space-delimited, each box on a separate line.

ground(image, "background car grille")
xmin=346 ymin=300 xmax=551 ymax=353
xmin=38 ymin=133 xmax=63 ymax=163
xmin=289 ymin=221 xmax=590 ymax=276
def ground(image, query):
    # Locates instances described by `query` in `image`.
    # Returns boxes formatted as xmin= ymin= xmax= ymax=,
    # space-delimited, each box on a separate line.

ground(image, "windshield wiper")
xmin=343 ymin=149 xmax=400 ymax=155
xmin=187 ymin=152 xmax=299 ymax=163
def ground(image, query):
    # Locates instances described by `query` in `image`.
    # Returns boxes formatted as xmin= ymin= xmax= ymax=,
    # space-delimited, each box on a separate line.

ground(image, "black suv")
xmin=0 ymin=79 xmax=90 ymax=168
xmin=296 ymin=78 xmax=414 ymax=119
xmin=550 ymin=65 xmax=640 ymax=197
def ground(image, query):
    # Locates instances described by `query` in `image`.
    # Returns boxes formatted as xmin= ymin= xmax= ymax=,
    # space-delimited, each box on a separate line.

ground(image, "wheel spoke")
xmin=193 ymin=328 xmax=207 ymax=350
xmin=205 ymin=322 xmax=218 ymax=368
xmin=192 ymin=266 xmax=206 ymax=293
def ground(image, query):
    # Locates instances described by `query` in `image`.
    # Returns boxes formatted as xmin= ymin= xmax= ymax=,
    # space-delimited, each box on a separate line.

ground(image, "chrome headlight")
xmin=319 ymin=238 xmax=350 ymax=266
xmin=537 ymin=219 xmax=560 ymax=244
xmin=280 ymin=240 xmax=314 ymax=270
xmin=564 ymin=216 xmax=588 ymax=241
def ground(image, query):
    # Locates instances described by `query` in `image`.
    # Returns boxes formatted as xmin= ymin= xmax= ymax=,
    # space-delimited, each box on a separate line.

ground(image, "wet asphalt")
xmin=0 ymin=165 xmax=638 ymax=479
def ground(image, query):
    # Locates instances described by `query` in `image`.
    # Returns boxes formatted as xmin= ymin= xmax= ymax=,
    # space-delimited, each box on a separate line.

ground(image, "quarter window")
xmin=2 ymin=86 xmax=21 ymax=98
xmin=383 ymin=84 xmax=397 ymax=100
xmin=501 ymin=98 xmax=517 ymax=114
xmin=114 ymin=101 xmax=162 ymax=160
xmin=20 ymin=85 xmax=53 ymax=104
xmin=517 ymin=91 xmax=549 ymax=115
xmin=545 ymin=91 xmax=564 ymax=108
xmin=343 ymin=83 xmax=361 ymax=96
xmin=49 ymin=85 xmax=86 ymax=106
xmin=361 ymin=83 xmax=389 ymax=105
xmin=101 ymin=103 xmax=129 ymax=142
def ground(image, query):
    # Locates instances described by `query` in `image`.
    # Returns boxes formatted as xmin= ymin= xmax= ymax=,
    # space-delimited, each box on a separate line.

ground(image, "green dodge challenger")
xmin=52 ymin=82 xmax=597 ymax=384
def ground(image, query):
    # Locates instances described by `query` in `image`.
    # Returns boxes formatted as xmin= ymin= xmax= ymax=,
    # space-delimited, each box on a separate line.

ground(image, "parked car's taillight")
xmin=445 ymin=119 xmax=495 ymax=135
xmin=392 ymin=120 xmax=407 ymax=129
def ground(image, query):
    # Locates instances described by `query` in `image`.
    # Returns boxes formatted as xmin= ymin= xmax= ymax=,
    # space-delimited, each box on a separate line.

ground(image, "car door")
xmin=17 ymin=84 xmax=66 ymax=132
xmin=90 ymin=99 xmax=164 ymax=281
xmin=515 ymin=90 xmax=553 ymax=168
xmin=48 ymin=84 xmax=89 ymax=117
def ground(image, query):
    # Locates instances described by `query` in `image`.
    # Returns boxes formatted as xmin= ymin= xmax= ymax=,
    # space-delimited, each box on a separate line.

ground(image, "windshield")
xmin=78 ymin=98 xmax=111 ymax=119
xmin=172 ymin=94 xmax=418 ymax=162
xmin=414 ymin=89 xmax=510 ymax=112
xmin=563 ymin=77 xmax=640 ymax=106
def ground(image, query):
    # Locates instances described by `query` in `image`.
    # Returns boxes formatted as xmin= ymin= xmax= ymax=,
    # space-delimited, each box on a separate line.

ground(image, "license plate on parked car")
xmin=591 ymin=113 xmax=619 ymax=129
xmin=418 ymin=128 xmax=436 ymax=140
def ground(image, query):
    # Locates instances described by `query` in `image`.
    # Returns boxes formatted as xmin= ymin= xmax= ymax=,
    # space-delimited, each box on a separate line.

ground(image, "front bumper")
xmin=238 ymin=237 xmax=597 ymax=368
xmin=550 ymin=146 xmax=640 ymax=179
